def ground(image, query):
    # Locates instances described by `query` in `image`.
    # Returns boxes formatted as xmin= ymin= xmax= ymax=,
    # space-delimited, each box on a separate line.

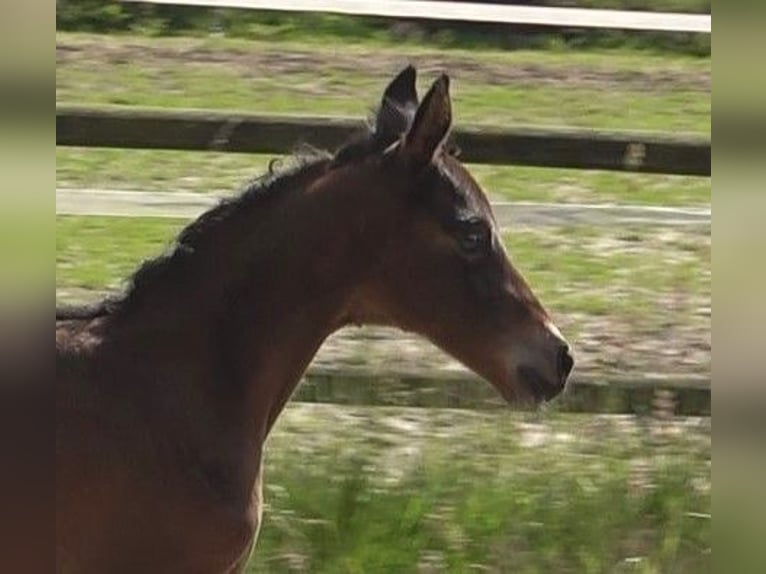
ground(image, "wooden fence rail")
xmin=56 ymin=106 xmax=711 ymax=176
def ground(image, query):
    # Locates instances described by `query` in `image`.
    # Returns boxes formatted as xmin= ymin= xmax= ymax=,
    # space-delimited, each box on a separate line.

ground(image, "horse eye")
xmin=457 ymin=220 xmax=490 ymax=255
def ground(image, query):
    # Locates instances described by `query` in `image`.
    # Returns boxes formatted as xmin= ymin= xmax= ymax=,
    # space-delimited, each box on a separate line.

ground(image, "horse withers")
xmin=56 ymin=66 xmax=573 ymax=573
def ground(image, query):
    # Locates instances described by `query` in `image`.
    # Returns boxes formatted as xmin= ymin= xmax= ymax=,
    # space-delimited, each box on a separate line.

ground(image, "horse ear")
xmin=375 ymin=65 xmax=418 ymax=144
xmin=382 ymin=65 xmax=418 ymax=110
xmin=402 ymin=74 xmax=452 ymax=167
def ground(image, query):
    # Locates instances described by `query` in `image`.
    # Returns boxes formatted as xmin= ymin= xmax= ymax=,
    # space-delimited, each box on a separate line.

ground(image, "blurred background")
xmin=53 ymin=0 xmax=711 ymax=571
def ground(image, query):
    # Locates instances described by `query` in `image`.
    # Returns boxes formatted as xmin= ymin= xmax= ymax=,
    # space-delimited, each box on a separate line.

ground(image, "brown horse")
xmin=56 ymin=67 xmax=573 ymax=573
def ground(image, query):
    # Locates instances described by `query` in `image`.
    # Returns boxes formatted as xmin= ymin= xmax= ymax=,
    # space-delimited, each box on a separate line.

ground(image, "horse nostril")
xmin=558 ymin=344 xmax=574 ymax=382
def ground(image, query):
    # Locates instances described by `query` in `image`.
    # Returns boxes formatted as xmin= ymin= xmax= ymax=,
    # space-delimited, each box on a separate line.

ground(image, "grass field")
xmin=57 ymin=1 xmax=711 ymax=56
xmin=56 ymin=32 xmax=711 ymax=208
xmin=56 ymin=33 xmax=710 ymax=134
xmin=248 ymin=404 xmax=711 ymax=573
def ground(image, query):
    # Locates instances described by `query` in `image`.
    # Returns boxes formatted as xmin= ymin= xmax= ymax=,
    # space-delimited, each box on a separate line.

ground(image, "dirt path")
xmin=56 ymin=38 xmax=711 ymax=93
xmin=55 ymin=188 xmax=712 ymax=227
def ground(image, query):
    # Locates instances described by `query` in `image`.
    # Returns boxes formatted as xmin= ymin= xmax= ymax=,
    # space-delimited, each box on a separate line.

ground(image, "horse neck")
xmin=104 ymin=162 xmax=392 ymax=461
xmin=230 ymin=165 xmax=397 ymax=434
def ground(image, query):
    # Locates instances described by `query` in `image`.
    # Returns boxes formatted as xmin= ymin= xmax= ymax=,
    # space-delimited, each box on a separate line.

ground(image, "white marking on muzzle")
xmin=545 ymin=320 xmax=564 ymax=341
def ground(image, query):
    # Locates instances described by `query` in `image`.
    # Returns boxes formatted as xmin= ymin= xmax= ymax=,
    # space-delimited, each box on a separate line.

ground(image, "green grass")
xmin=170 ymin=35 xmax=711 ymax=69
xmin=58 ymin=32 xmax=712 ymax=72
xmin=57 ymin=2 xmax=711 ymax=56
xmin=56 ymin=32 xmax=710 ymax=208
xmin=248 ymin=404 xmax=710 ymax=572
xmin=56 ymin=148 xmax=711 ymax=207
xmin=56 ymin=32 xmax=710 ymax=205
xmin=56 ymin=33 xmax=711 ymax=134
xmin=57 ymin=68 xmax=709 ymax=133
xmin=509 ymin=226 xmax=709 ymax=325
xmin=56 ymin=216 xmax=180 ymax=292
